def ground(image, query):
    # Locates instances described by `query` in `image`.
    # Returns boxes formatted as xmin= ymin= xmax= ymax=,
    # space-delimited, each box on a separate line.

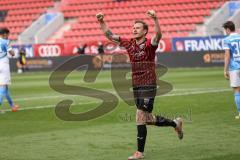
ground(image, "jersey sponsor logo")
xmin=139 ymin=43 xmax=145 ymax=49
xmin=134 ymin=50 xmax=145 ymax=59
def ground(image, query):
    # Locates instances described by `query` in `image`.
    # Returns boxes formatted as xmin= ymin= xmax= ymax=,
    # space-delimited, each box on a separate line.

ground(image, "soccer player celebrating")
xmin=223 ymin=21 xmax=240 ymax=119
xmin=96 ymin=10 xmax=183 ymax=159
xmin=0 ymin=28 xmax=19 ymax=112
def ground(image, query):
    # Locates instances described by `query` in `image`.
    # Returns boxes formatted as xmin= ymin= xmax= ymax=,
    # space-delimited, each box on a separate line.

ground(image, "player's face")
xmin=133 ymin=23 xmax=147 ymax=39
xmin=224 ymin=28 xmax=231 ymax=35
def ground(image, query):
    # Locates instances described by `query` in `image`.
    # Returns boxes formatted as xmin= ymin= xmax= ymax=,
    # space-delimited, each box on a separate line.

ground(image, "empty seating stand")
xmin=57 ymin=0 xmax=228 ymax=43
xmin=0 ymin=0 xmax=54 ymax=41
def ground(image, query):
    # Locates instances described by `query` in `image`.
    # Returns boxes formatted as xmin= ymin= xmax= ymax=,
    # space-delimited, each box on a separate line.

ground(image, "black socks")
xmin=137 ymin=125 xmax=147 ymax=153
xmin=155 ymin=115 xmax=176 ymax=127
xmin=136 ymin=116 xmax=176 ymax=153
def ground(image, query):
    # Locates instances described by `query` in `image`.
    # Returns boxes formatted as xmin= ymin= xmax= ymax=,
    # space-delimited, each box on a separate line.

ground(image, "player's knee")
xmin=145 ymin=113 xmax=156 ymax=125
xmin=136 ymin=99 xmax=153 ymax=112
xmin=136 ymin=109 xmax=147 ymax=125
xmin=234 ymin=87 xmax=240 ymax=93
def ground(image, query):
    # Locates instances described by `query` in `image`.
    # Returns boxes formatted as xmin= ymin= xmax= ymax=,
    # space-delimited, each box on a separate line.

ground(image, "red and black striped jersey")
xmin=119 ymin=37 xmax=158 ymax=87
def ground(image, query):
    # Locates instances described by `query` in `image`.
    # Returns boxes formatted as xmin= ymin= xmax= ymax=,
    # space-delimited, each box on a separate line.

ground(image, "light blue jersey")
xmin=0 ymin=38 xmax=12 ymax=85
xmin=0 ymin=38 xmax=11 ymax=59
xmin=223 ymin=33 xmax=240 ymax=71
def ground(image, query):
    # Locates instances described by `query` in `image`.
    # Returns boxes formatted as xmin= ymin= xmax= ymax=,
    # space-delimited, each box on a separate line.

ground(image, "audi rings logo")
xmin=38 ymin=45 xmax=62 ymax=57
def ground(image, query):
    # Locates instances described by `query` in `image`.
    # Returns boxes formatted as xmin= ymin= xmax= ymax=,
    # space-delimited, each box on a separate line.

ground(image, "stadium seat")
xmin=0 ymin=0 xmax=55 ymax=41
xmin=53 ymin=0 xmax=229 ymax=43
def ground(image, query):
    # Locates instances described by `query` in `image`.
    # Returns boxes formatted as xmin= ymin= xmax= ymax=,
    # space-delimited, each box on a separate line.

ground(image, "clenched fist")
xmin=96 ymin=12 xmax=104 ymax=21
xmin=147 ymin=10 xmax=157 ymax=19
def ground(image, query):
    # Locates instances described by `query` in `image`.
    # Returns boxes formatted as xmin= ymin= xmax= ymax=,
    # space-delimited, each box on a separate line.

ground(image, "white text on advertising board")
xmin=38 ymin=45 xmax=62 ymax=57
xmin=184 ymin=38 xmax=223 ymax=51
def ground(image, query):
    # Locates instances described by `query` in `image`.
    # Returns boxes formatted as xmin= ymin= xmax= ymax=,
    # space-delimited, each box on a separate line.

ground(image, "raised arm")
xmin=96 ymin=12 xmax=120 ymax=43
xmin=147 ymin=10 xmax=162 ymax=46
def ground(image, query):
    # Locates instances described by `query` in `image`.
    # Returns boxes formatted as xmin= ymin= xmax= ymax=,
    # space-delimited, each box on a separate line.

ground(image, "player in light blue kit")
xmin=223 ymin=21 xmax=240 ymax=119
xmin=0 ymin=28 xmax=19 ymax=112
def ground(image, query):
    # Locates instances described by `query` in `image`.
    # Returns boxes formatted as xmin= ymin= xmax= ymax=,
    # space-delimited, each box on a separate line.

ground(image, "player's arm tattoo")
xmin=151 ymin=18 xmax=162 ymax=46
xmin=99 ymin=19 xmax=120 ymax=43
xmin=104 ymin=29 xmax=120 ymax=43
xmin=105 ymin=30 xmax=113 ymax=38
xmin=152 ymin=33 xmax=161 ymax=46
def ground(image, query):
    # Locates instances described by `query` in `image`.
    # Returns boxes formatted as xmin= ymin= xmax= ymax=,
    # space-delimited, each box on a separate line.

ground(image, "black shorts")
xmin=133 ymin=85 xmax=157 ymax=113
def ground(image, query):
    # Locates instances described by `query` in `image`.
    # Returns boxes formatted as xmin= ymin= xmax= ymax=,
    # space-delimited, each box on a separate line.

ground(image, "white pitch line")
xmin=0 ymin=102 xmax=99 ymax=113
xmin=0 ymin=88 xmax=232 ymax=113
xmin=12 ymin=88 xmax=230 ymax=102
xmin=162 ymin=88 xmax=231 ymax=97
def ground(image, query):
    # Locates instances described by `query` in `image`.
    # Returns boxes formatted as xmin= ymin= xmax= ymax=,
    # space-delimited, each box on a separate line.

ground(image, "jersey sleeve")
xmin=223 ymin=38 xmax=230 ymax=50
xmin=151 ymin=36 xmax=159 ymax=46
xmin=147 ymin=39 xmax=158 ymax=53
xmin=119 ymin=37 xmax=131 ymax=49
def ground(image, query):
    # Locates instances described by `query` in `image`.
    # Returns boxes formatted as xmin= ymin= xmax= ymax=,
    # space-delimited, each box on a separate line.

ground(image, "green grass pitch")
xmin=0 ymin=67 xmax=240 ymax=160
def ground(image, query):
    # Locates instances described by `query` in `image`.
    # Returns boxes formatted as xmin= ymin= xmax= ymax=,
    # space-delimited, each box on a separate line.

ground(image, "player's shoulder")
xmin=233 ymin=33 xmax=240 ymax=39
xmin=146 ymin=38 xmax=158 ymax=48
xmin=0 ymin=38 xmax=9 ymax=44
xmin=129 ymin=38 xmax=135 ymax=42
xmin=119 ymin=37 xmax=134 ymax=48
xmin=226 ymin=33 xmax=240 ymax=40
xmin=223 ymin=35 xmax=231 ymax=43
xmin=119 ymin=37 xmax=132 ymax=43
xmin=146 ymin=38 xmax=151 ymax=43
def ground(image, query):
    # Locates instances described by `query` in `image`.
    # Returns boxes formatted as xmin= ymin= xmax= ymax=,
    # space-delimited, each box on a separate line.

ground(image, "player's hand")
xmin=147 ymin=10 xmax=157 ymax=19
xmin=96 ymin=12 xmax=104 ymax=22
xmin=224 ymin=71 xmax=229 ymax=80
xmin=9 ymin=50 xmax=15 ymax=57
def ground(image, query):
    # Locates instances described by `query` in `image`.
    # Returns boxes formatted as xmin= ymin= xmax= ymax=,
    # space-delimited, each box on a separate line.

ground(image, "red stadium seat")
xmin=0 ymin=0 xmax=55 ymax=41
xmin=52 ymin=0 xmax=229 ymax=43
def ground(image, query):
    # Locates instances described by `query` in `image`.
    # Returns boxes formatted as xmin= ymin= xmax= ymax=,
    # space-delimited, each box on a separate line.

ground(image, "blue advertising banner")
xmin=12 ymin=44 xmax=34 ymax=58
xmin=172 ymin=36 xmax=225 ymax=52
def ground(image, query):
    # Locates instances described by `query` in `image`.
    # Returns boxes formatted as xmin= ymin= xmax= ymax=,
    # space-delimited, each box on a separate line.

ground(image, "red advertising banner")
xmin=63 ymin=38 xmax=172 ymax=55
xmin=157 ymin=38 xmax=171 ymax=53
xmin=32 ymin=39 xmax=171 ymax=57
xmin=34 ymin=44 xmax=67 ymax=57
